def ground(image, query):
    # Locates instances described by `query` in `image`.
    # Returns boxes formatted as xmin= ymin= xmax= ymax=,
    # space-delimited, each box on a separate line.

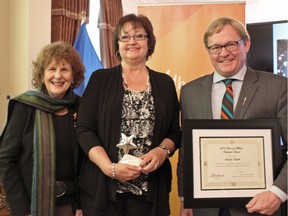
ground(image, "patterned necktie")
xmin=221 ymin=79 xmax=234 ymax=119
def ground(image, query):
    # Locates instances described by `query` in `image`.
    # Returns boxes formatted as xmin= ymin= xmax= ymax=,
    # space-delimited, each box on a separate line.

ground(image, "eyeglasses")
xmin=207 ymin=39 xmax=244 ymax=54
xmin=119 ymin=34 xmax=148 ymax=42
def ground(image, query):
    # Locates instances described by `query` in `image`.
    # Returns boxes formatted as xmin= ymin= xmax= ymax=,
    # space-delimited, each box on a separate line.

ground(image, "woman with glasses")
xmin=76 ymin=13 xmax=181 ymax=216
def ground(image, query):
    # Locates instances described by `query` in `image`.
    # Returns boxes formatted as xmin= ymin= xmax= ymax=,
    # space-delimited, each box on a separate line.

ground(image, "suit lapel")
xmin=234 ymin=68 xmax=258 ymax=119
xmin=200 ymin=75 xmax=214 ymax=119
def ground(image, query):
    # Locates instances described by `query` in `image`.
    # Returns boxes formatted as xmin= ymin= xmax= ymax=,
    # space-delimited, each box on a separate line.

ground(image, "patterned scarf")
xmin=12 ymin=88 xmax=76 ymax=216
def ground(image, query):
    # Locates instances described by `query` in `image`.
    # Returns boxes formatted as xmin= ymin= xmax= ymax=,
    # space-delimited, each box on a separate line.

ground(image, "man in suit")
xmin=177 ymin=17 xmax=287 ymax=216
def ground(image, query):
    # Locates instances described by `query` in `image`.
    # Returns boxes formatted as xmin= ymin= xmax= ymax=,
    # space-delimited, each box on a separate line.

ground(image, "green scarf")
xmin=12 ymin=89 xmax=76 ymax=216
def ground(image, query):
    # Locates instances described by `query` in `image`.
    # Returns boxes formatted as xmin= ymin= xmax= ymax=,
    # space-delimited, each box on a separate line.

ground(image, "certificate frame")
xmin=183 ymin=119 xmax=283 ymax=208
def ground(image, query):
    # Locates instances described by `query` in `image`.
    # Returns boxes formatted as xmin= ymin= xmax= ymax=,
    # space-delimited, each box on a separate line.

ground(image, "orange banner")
xmin=139 ymin=3 xmax=245 ymax=94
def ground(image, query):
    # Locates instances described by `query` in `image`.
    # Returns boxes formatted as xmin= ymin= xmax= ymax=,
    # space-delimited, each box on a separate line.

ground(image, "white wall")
xmin=246 ymin=0 xmax=288 ymax=23
xmin=0 ymin=0 xmax=51 ymax=127
xmin=9 ymin=0 xmax=29 ymax=96
xmin=28 ymin=0 xmax=51 ymax=89
xmin=87 ymin=0 xmax=101 ymax=58
xmin=0 ymin=0 xmax=10 ymax=128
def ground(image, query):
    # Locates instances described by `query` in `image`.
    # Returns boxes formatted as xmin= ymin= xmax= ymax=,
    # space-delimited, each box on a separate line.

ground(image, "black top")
xmin=54 ymin=113 xmax=76 ymax=206
xmin=0 ymin=96 xmax=81 ymax=215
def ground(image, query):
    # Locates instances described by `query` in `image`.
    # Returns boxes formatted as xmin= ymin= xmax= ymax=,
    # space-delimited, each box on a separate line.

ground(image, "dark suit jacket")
xmin=177 ymin=67 xmax=287 ymax=216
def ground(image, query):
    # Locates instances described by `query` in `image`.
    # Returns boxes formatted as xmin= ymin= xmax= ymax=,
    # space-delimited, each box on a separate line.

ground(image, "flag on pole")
xmin=73 ymin=23 xmax=103 ymax=96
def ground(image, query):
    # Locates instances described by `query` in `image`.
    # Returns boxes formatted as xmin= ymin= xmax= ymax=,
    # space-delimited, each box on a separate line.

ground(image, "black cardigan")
xmin=0 ymin=96 xmax=81 ymax=215
xmin=77 ymin=65 xmax=181 ymax=215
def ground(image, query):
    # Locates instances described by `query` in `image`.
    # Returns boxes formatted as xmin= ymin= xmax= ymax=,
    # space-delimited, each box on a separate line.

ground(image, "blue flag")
xmin=73 ymin=23 xmax=103 ymax=96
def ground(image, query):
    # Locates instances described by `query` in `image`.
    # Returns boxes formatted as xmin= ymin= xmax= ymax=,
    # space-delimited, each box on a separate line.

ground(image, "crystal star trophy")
xmin=116 ymin=133 xmax=142 ymax=166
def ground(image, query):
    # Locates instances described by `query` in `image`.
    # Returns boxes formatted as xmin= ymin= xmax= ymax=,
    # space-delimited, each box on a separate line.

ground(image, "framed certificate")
xmin=183 ymin=119 xmax=283 ymax=208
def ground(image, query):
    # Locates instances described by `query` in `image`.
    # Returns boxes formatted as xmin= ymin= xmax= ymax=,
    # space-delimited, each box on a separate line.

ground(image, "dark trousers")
xmin=55 ymin=204 xmax=74 ymax=216
xmin=81 ymin=190 xmax=153 ymax=216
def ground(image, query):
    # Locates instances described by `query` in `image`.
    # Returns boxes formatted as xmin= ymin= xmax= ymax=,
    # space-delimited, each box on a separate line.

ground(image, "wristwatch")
xmin=158 ymin=144 xmax=171 ymax=157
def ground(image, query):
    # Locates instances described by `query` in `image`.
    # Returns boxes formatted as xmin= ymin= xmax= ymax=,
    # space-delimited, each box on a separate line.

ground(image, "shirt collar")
xmin=213 ymin=65 xmax=247 ymax=84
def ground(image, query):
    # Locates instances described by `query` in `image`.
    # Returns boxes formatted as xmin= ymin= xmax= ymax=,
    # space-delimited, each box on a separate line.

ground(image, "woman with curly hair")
xmin=0 ymin=41 xmax=85 ymax=216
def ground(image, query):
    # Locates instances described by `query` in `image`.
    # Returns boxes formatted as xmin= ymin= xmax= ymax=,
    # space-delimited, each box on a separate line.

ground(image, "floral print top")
xmin=117 ymin=85 xmax=155 ymax=195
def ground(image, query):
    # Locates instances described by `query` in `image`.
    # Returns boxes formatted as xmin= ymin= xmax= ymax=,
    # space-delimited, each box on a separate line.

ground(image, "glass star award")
xmin=116 ymin=133 xmax=142 ymax=166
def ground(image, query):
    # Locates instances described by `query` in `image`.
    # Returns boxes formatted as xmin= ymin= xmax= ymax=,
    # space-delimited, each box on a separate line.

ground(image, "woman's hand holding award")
xmin=116 ymin=133 xmax=142 ymax=166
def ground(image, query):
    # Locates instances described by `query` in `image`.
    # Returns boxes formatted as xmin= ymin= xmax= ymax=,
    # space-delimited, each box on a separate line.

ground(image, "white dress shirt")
xmin=212 ymin=65 xmax=246 ymax=119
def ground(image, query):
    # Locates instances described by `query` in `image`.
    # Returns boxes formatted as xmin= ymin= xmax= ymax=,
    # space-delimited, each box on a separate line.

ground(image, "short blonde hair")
xmin=203 ymin=17 xmax=250 ymax=47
